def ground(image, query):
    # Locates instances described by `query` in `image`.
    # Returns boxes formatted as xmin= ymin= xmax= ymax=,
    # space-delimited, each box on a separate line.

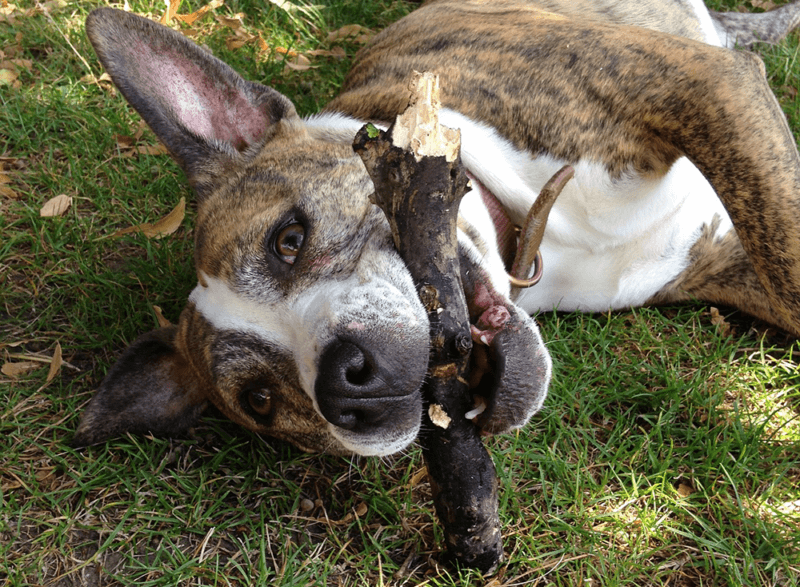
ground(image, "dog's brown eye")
xmin=248 ymin=388 xmax=272 ymax=416
xmin=275 ymin=223 xmax=305 ymax=264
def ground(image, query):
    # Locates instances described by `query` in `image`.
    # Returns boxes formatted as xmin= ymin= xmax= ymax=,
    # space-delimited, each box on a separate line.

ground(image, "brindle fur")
xmin=75 ymin=0 xmax=800 ymax=455
xmin=329 ymin=0 xmax=800 ymax=335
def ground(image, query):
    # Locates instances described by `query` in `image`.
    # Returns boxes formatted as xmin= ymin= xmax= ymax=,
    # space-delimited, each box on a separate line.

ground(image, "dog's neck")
xmin=468 ymin=171 xmax=518 ymax=270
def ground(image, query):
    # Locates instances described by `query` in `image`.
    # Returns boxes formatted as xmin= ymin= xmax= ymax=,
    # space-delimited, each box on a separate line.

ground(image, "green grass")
xmin=2 ymin=0 xmax=800 ymax=585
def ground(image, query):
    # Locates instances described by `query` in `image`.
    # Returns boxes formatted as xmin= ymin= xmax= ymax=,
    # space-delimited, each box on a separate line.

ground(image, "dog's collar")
xmin=468 ymin=172 xmax=543 ymax=293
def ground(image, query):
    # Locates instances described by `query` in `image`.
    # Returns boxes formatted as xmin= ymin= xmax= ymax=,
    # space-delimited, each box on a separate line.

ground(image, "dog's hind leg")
xmin=711 ymin=1 xmax=800 ymax=48
xmin=647 ymin=217 xmax=798 ymax=335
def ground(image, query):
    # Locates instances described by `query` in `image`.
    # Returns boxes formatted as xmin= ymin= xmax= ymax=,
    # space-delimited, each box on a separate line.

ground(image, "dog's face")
xmin=73 ymin=8 xmax=551 ymax=456
xmin=179 ymin=135 xmax=430 ymax=455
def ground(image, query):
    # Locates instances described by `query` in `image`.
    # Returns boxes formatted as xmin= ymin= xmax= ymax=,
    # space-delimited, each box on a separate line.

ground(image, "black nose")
xmin=315 ymin=341 xmax=418 ymax=432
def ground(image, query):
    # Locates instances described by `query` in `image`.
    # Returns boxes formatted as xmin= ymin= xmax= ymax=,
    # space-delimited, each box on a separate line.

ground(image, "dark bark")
xmin=353 ymin=108 xmax=503 ymax=571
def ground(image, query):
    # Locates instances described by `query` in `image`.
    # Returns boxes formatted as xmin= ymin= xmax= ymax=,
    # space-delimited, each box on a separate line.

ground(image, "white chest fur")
xmin=442 ymin=110 xmax=733 ymax=313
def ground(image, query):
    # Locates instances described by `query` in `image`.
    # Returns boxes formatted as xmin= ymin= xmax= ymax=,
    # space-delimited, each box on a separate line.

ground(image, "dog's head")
xmin=74 ymin=8 xmax=551 ymax=456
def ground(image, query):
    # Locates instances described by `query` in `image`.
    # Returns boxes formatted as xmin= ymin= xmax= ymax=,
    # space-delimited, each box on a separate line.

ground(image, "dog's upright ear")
xmin=72 ymin=327 xmax=209 ymax=447
xmin=86 ymin=8 xmax=299 ymax=198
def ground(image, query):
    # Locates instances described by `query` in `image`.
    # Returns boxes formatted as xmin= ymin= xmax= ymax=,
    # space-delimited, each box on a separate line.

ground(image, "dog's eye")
xmin=275 ymin=223 xmax=305 ymax=264
xmin=248 ymin=388 xmax=272 ymax=416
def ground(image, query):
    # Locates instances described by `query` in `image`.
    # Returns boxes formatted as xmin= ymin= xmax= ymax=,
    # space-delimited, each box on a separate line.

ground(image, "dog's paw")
xmin=463 ymin=279 xmax=552 ymax=436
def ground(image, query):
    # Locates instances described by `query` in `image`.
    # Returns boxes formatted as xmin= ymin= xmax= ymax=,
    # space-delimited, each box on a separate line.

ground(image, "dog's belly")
xmin=449 ymin=110 xmax=733 ymax=314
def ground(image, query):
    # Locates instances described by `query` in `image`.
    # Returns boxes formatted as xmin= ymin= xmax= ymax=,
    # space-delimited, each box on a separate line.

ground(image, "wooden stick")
xmin=353 ymin=72 xmax=503 ymax=572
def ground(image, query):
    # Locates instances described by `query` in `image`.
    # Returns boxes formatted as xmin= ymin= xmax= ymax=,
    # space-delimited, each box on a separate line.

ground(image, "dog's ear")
xmin=85 ymin=8 xmax=299 ymax=198
xmin=72 ymin=327 xmax=208 ymax=447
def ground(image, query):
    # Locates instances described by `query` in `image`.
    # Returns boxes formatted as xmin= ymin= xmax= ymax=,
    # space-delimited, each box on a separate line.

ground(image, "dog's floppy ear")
xmin=85 ymin=8 xmax=299 ymax=198
xmin=72 ymin=327 xmax=208 ymax=447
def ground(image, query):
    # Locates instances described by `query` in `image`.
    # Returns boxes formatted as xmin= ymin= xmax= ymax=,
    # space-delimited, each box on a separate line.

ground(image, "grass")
xmin=1 ymin=0 xmax=799 ymax=585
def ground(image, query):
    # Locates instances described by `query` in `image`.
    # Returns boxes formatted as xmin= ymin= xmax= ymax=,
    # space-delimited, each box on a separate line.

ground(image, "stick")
xmin=352 ymin=72 xmax=503 ymax=572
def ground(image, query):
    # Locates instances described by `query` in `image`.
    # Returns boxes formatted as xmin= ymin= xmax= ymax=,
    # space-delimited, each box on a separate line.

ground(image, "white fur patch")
xmin=189 ymin=272 xmax=292 ymax=347
xmin=683 ymin=0 xmax=723 ymax=46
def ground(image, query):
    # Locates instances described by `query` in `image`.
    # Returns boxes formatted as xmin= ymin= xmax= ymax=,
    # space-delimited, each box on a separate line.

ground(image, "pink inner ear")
xmin=133 ymin=38 xmax=271 ymax=151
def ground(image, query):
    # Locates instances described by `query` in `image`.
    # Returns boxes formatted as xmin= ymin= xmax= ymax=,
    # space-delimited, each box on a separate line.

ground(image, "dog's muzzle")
xmin=316 ymin=339 xmax=422 ymax=434
xmin=314 ymin=335 xmax=425 ymax=455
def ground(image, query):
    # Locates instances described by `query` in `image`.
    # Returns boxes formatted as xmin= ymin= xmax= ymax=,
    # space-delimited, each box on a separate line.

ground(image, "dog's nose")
xmin=315 ymin=340 xmax=419 ymax=432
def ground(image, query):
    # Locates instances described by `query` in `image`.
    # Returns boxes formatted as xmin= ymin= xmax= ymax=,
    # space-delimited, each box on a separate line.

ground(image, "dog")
xmin=74 ymin=0 xmax=800 ymax=457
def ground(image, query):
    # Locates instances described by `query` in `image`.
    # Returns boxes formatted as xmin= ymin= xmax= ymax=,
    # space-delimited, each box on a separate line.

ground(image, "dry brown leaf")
xmin=305 ymin=47 xmax=346 ymax=59
xmin=161 ymin=0 xmax=181 ymax=24
xmin=115 ymin=134 xmax=135 ymax=149
xmin=216 ymin=13 xmax=245 ymax=29
xmin=2 ymin=361 xmax=39 ymax=378
xmin=283 ymin=54 xmax=315 ymax=72
xmin=410 ymin=466 xmax=428 ymax=487
xmin=709 ymin=307 xmax=732 ymax=337
xmin=174 ymin=0 xmax=223 ymax=25
xmin=0 ymin=184 xmax=18 ymax=198
xmin=45 ymin=342 xmax=62 ymax=384
xmin=134 ymin=144 xmax=169 ymax=156
xmin=275 ymin=46 xmax=299 ymax=57
xmin=113 ymin=197 xmax=186 ymax=239
xmin=0 ymin=58 xmax=32 ymax=72
xmin=80 ymin=72 xmax=113 ymax=85
xmin=326 ymin=24 xmax=373 ymax=44
xmin=40 ymin=194 xmax=72 ymax=217
xmin=225 ymin=35 xmax=252 ymax=50
xmin=0 ymin=68 xmax=17 ymax=86
xmin=152 ymin=305 xmax=172 ymax=328
xmin=751 ymin=0 xmax=777 ymax=9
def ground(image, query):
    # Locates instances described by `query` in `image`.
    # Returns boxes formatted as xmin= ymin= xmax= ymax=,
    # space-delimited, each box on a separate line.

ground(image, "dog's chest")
xmin=446 ymin=111 xmax=733 ymax=313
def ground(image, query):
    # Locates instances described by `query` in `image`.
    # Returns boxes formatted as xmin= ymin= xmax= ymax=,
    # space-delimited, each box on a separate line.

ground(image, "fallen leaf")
xmin=709 ymin=307 xmax=731 ymax=336
xmin=152 ymin=305 xmax=172 ymax=328
xmin=45 ymin=342 xmax=62 ymax=384
xmin=216 ymin=13 xmax=245 ymax=29
xmin=410 ymin=466 xmax=428 ymax=486
xmin=751 ymin=0 xmax=777 ymax=9
xmin=0 ymin=185 xmax=18 ymax=198
xmin=112 ymin=197 xmax=186 ymax=239
xmin=161 ymin=0 xmax=181 ymax=24
xmin=0 ymin=68 xmax=17 ymax=86
xmin=134 ymin=144 xmax=169 ymax=156
xmin=305 ymin=47 xmax=346 ymax=59
xmin=274 ymin=46 xmax=299 ymax=57
xmin=80 ymin=72 xmax=113 ymax=85
xmin=283 ymin=54 xmax=315 ymax=72
xmin=40 ymin=194 xmax=72 ymax=217
xmin=2 ymin=361 xmax=39 ymax=378
xmin=115 ymin=134 xmax=135 ymax=149
xmin=0 ymin=172 xmax=16 ymax=198
xmin=174 ymin=0 xmax=223 ymax=24
xmin=225 ymin=35 xmax=252 ymax=50
xmin=0 ymin=58 xmax=31 ymax=73
xmin=327 ymin=24 xmax=373 ymax=44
